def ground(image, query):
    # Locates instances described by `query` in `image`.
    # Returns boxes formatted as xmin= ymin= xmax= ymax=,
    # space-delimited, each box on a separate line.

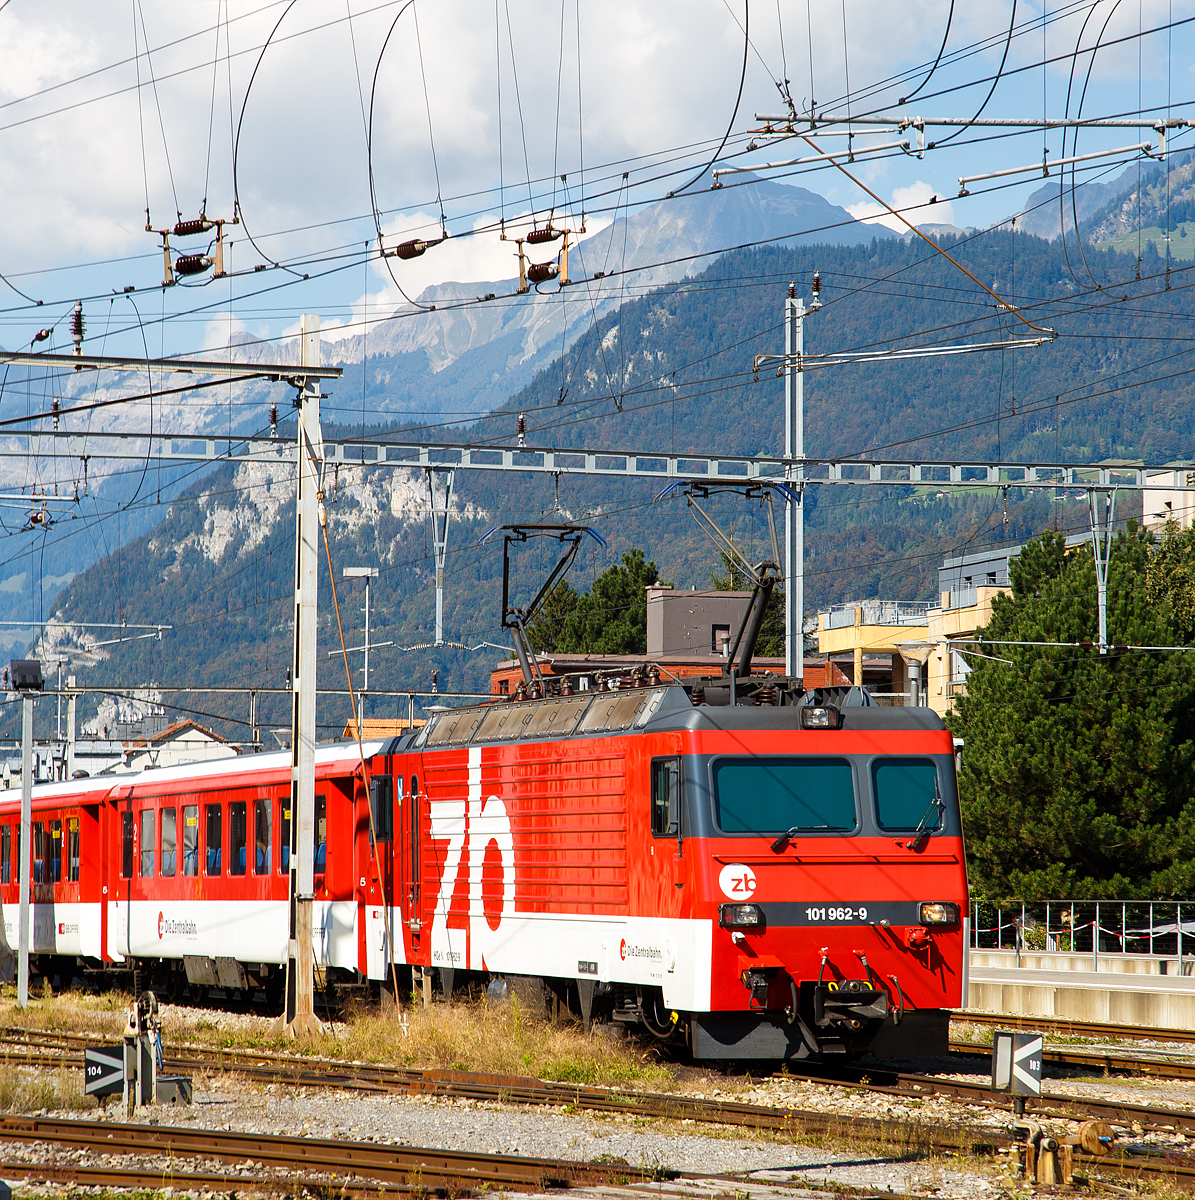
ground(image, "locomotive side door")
xmin=396 ymin=756 xmax=424 ymax=963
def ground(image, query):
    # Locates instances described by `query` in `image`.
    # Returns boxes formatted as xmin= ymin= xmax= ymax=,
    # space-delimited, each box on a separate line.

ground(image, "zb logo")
xmin=429 ymin=747 xmax=515 ymax=970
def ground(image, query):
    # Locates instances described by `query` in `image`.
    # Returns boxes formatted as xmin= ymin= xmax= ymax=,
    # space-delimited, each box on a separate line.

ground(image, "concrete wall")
xmin=646 ymin=588 xmax=752 ymax=657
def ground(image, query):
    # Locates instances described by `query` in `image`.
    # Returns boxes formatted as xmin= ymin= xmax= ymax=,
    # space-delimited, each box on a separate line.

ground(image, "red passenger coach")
xmin=0 ymin=683 xmax=967 ymax=1061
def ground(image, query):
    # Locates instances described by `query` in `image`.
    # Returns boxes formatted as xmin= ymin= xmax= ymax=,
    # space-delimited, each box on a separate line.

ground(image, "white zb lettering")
xmin=429 ymin=746 xmax=515 ymax=970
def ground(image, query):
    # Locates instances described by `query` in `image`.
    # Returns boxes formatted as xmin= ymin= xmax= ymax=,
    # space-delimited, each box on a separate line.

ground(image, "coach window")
xmin=712 ymin=757 xmax=857 ymax=834
xmin=315 ymin=793 xmax=327 ymax=875
xmin=67 ymin=817 xmax=79 ymax=883
xmin=279 ymin=797 xmax=291 ymax=875
xmin=48 ymin=819 xmax=61 ymax=884
xmin=32 ymin=823 xmax=44 ymax=884
xmin=139 ymin=810 xmax=155 ymax=876
xmin=872 ymin=759 xmax=942 ymax=833
xmin=230 ymin=801 xmax=247 ymax=876
xmin=651 ymin=758 xmax=681 ymax=837
xmin=1 ymin=826 xmax=10 ymax=884
xmin=205 ymin=804 xmax=222 ymax=875
xmin=182 ymin=805 xmax=199 ymax=876
xmin=161 ymin=807 xmax=177 ymax=878
xmin=254 ymin=798 xmax=272 ymax=874
xmin=121 ymin=812 xmax=134 ymax=879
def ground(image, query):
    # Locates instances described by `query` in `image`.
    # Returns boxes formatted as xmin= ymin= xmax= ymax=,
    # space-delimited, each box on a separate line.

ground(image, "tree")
xmin=557 ymin=549 xmax=659 ymax=654
xmin=949 ymin=527 xmax=1195 ymax=901
xmin=1146 ymin=519 xmax=1195 ymax=638
xmin=708 ymin=551 xmax=785 ymax=658
xmin=525 ymin=579 xmax=578 ymax=653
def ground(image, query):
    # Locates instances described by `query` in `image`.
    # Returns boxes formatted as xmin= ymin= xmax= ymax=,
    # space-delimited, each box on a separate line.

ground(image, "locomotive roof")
xmin=398 ymin=685 xmax=946 ymax=752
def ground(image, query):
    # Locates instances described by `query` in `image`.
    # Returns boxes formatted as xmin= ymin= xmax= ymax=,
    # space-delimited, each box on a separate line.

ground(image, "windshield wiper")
xmin=771 ymin=827 xmax=801 ymax=852
xmin=904 ymin=788 xmax=943 ymax=851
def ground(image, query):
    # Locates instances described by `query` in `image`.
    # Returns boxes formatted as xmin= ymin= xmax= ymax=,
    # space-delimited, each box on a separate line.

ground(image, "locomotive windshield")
xmin=712 ymin=757 xmax=856 ymax=833
xmin=872 ymin=759 xmax=942 ymax=832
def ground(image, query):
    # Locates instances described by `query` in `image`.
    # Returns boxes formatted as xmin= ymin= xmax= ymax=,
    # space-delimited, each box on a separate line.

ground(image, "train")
xmin=0 ymin=668 xmax=967 ymax=1061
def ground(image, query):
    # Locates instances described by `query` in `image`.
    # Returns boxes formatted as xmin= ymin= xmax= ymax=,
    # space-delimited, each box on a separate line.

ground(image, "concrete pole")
xmin=785 ymin=287 xmax=805 ymax=681
xmin=281 ymin=314 xmax=324 ymax=1038
xmin=66 ymin=676 xmax=76 ymax=780
xmin=363 ymin=574 xmax=371 ymax=697
xmin=18 ymin=691 xmax=32 ymax=1007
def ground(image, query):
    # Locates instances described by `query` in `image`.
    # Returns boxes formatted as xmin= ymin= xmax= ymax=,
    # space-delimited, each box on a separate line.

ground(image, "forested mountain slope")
xmin=23 ymin=225 xmax=1194 ymax=739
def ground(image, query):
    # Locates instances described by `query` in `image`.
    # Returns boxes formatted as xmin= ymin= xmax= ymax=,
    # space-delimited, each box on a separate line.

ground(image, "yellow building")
xmin=816 ymin=601 xmax=931 ymax=702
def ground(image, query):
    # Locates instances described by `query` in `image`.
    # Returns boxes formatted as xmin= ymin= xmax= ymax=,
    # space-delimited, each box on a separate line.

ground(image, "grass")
xmin=0 ymin=984 xmax=677 ymax=1091
xmin=0 ymin=1063 xmax=93 ymax=1112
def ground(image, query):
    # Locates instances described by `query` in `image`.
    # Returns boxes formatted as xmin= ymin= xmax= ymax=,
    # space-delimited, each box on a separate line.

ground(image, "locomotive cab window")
xmin=651 ymin=757 xmax=681 ymax=836
xmin=205 ymin=804 xmax=222 ymax=874
xmin=712 ymin=757 xmax=856 ymax=833
xmin=161 ymin=807 xmax=177 ymax=878
xmin=230 ymin=801 xmax=247 ymax=876
xmin=872 ymin=759 xmax=943 ymax=833
xmin=182 ymin=805 xmax=199 ymax=877
xmin=1 ymin=825 xmax=9 ymax=884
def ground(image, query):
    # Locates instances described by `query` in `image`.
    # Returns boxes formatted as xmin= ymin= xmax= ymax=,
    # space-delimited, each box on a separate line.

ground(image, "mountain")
xmin=1085 ymin=151 xmax=1195 ymax=263
xmin=21 ymin=224 xmax=1195 ymax=742
xmin=1018 ymin=158 xmax=1145 ymax=239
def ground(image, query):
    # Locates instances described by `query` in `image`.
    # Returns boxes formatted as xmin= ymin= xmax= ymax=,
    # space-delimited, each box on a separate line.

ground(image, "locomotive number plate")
xmin=804 ymin=905 xmax=870 ymax=922
xmin=760 ymin=901 xmax=924 ymax=927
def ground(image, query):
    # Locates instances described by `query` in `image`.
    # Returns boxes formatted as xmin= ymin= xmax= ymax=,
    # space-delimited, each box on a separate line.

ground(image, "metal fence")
xmin=971 ymin=900 xmax=1195 ymax=967
xmin=821 ymin=600 xmax=933 ymax=630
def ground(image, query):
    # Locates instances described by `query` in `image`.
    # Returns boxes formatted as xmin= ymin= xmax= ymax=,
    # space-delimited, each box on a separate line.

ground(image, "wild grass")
xmin=0 ymin=1063 xmax=94 ymax=1112
xmin=0 ymin=984 xmax=677 ymax=1092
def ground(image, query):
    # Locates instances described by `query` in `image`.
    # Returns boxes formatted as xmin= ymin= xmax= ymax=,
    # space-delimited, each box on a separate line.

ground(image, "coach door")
xmin=358 ymin=765 xmax=394 ymax=980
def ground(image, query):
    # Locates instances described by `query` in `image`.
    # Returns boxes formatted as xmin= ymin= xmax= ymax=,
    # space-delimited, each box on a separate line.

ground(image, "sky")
xmin=0 ymin=0 xmax=1190 ymax=361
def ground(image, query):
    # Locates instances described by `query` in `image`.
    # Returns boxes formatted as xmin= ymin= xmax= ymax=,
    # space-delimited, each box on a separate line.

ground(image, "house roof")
xmin=124 ymin=719 xmax=227 ymax=749
xmin=340 ymin=717 xmax=426 ymax=740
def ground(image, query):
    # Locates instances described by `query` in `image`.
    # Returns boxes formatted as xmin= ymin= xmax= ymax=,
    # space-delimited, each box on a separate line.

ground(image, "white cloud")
xmin=847 ymin=181 xmax=955 ymax=233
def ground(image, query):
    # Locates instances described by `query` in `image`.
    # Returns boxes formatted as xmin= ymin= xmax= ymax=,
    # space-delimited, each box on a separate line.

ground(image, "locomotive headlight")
xmin=919 ymin=901 xmax=961 ymax=926
xmin=800 ymin=705 xmax=842 ymax=730
xmin=720 ymin=903 xmax=763 ymax=929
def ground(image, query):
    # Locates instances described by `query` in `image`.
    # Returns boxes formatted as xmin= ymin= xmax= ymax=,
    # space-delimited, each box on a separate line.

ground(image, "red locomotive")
xmin=0 ymin=529 xmax=968 ymax=1061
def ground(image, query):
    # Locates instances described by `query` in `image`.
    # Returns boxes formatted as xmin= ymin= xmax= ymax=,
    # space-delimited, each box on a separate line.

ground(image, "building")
xmin=815 ymin=601 xmax=932 ymax=700
xmin=340 ymin=717 xmax=425 ymax=740
xmin=646 ymin=585 xmax=754 ymax=657
xmin=1143 ymin=464 xmax=1195 ymax=533
xmin=120 ymin=719 xmax=238 ymax=772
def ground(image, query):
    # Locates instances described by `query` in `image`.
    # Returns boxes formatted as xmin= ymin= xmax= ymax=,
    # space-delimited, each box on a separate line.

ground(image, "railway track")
xmin=950 ymin=1037 xmax=1195 ymax=1081
xmin=6 ymin=1027 xmax=1195 ymax=1192
xmin=1 ymin=1025 xmax=1194 ymax=1140
xmin=953 ymin=1008 xmax=1195 ymax=1046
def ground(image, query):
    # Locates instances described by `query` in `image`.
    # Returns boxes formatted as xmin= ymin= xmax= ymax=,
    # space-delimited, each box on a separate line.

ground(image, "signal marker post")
xmin=281 ymin=316 xmax=325 ymax=1038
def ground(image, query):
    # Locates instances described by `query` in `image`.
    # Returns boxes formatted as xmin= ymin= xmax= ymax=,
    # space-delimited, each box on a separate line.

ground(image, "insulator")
xmin=173 ymin=217 xmax=215 ymax=237
xmin=517 ymin=412 xmax=527 ymax=447
xmin=52 ymin=399 xmax=60 ymax=431
xmin=174 ymin=254 xmax=213 ymax=277
xmin=526 ymin=227 xmax=561 ymax=245
xmin=527 ymin=262 xmax=559 ymax=284
xmin=32 ymin=329 xmax=51 ymax=343
xmin=393 ymin=239 xmax=427 ymax=260
xmin=269 ymin=404 xmax=279 ymax=437
xmin=70 ymin=301 xmax=84 ymax=352
xmin=811 ymin=269 xmax=822 ymax=296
